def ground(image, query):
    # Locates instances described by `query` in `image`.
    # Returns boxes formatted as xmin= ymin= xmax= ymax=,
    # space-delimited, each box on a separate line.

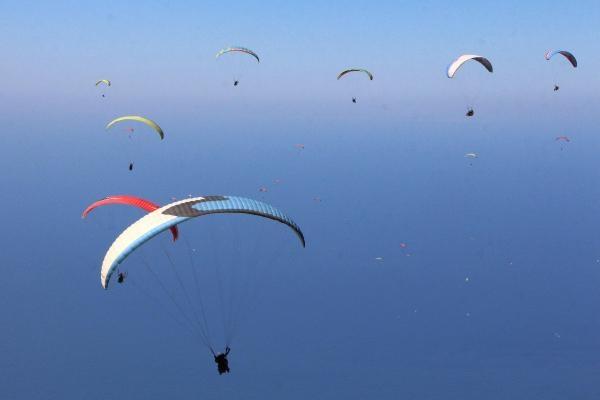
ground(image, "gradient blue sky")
xmin=2 ymin=1 xmax=600 ymax=399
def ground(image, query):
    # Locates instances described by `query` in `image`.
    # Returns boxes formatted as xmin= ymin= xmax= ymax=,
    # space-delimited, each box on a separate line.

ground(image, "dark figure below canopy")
xmin=234 ymin=80 xmax=239 ymax=86
xmin=466 ymin=108 xmax=474 ymax=117
xmin=352 ymin=97 xmax=356 ymax=103
xmin=117 ymin=271 xmax=127 ymax=284
xmin=129 ymin=162 xmax=134 ymax=171
xmin=214 ymin=347 xmax=231 ymax=375
xmin=554 ymin=84 xmax=560 ymax=91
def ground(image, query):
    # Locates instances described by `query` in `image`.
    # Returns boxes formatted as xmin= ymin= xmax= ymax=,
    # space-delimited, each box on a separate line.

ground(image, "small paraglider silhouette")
xmin=466 ymin=108 xmax=474 ymax=117
xmin=259 ymin=186 xmax=268 ymax=193
xmin=555 ymin=135 xmax=570 ymax=151
xmin=234 ymin=80 xmax=239 ymax=86
xmin=129 ymin=162 xmax=134 ymax=171
xmin=464 ymin=152 xmax=478 ymax=166
xmin=554 ymin=84 xmax=560 ymax=91
xmin=337 ymin=68 xmax=372 ymax=105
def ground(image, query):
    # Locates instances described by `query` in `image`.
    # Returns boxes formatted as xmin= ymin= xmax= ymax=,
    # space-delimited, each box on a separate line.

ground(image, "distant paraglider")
xmin=555 ymin=136 xmax=571 ymax=152
xmin=105 ymin=116 xmax=163 ymax=170
xmin=447 ymin=54 xmax=493 ymax=116
xmin=465 ymin=152 xmax=478 ymax=166
xmin=556 ymin=136 xmax=571 ymax=151
xmin=95 ymin=79 xmax=111 ymax=98
xmin=545 ymin=50 xmax=577 ymax=91
xmin=337 ymin=68 xmax=373 ymax=103
xmin=216 ymin=46 xmax=260 ymax=86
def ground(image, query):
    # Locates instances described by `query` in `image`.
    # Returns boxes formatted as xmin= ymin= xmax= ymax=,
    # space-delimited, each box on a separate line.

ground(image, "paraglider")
xmin=216 ymin=47 xmax=260 ymax=86
xmin=214 ymin=347 xmax=231 ymax=375
xmin=545 ymin=50 xmax=577 ymax=91
xmin=337 ymin=68 xmax=373 ymax=103
xmin=556 ymin=136 xmax=570 ymax=151
xmin=105 ymin=116 xmax=164 ymax=170
xmin=93 ymin=195 xmax=305 ymax=366
xmin=465 ymin=153 xmax=478 ymax=166
xmin=447 ymin=55 xmax=493 ymax=116
xmin=98 ymin=195 xmax=305 ymax=289
xmin=95 ymin=79 xmax=111 ymax=98
xmin=82 ymin=195 xmax=179 ymax=242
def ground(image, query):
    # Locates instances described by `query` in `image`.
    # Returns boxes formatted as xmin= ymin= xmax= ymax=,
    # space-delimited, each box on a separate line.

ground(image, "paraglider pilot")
xmin=352 ymin=97 xmax=356 ymax=103
xmin=129 ymin=162 xmax=134 ymax=171
xmin=554 ymin=84 xmax=560 ymax=91
xmin=117 ymin=271 xmax=127 ymax=284
xmin=234 ymin=80 xmax=239 ymax=86
xmin=214 ymin=347 xmax=231 ymax=375
xmin=466 ymin=108 xmax=474 ymax=117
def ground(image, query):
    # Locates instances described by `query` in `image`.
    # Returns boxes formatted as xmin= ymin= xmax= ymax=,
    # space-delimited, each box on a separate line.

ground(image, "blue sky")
xmin=2 ymin=1 xmax=600 ymax=399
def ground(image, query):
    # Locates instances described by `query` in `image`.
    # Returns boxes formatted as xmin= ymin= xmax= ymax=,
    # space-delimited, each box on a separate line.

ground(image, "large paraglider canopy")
xmin=545 ymin=50 xmax=577 ymax=68
xmin=106 ymin=116 xmax=164 ymax=140
xmin=447 ymin=55 xmax=493 ymax=78
xmin=95 ymin=79 xmax=111 ymax=87
xmin=337 ymin=68 xmax=374 ymax=80
xmin=216 ymin=47 xmax=260 ymax=63
xmin=82 ymin=195 xmax=179 ymax=241
xmin=100 ymin=195 xmax=305 ymax=288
